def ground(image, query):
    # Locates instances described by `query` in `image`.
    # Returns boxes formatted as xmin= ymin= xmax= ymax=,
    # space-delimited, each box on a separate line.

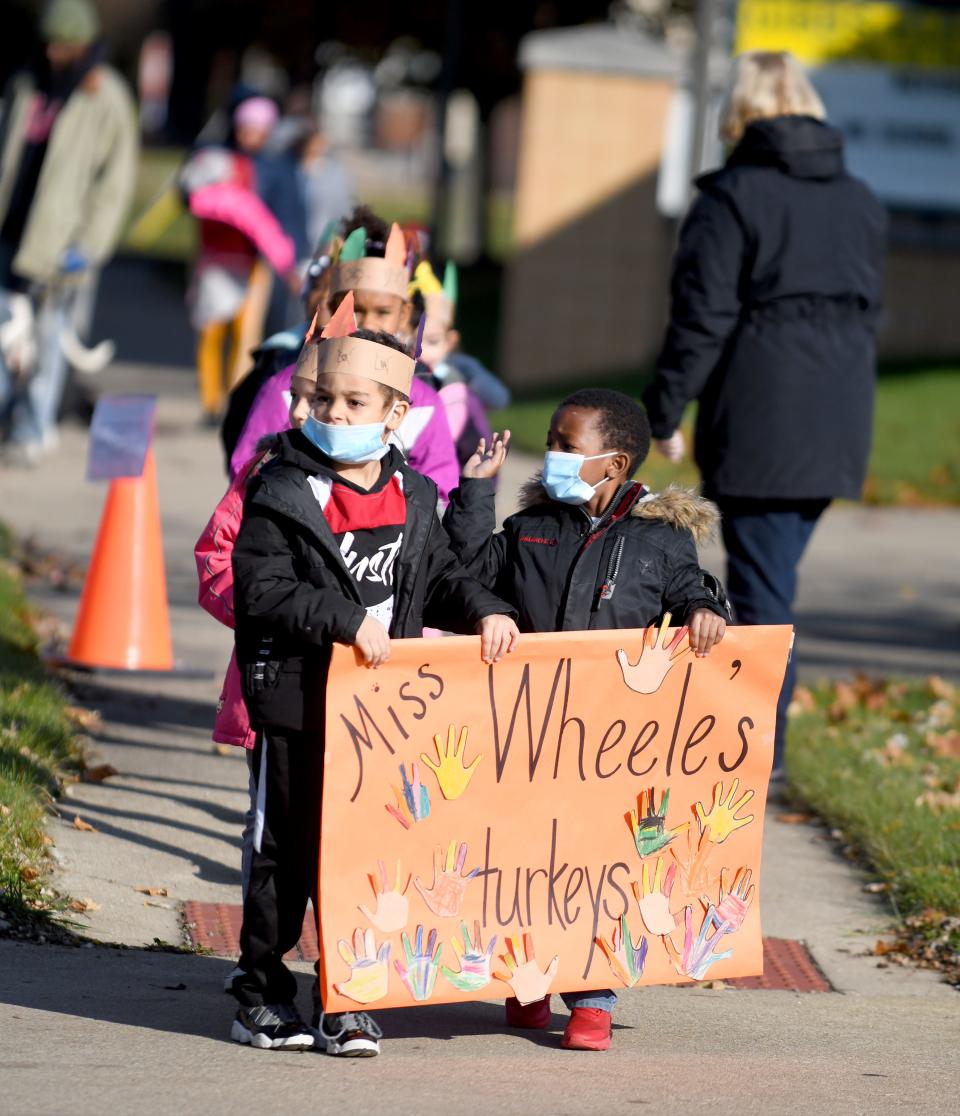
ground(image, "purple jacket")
xmin=230 ymin=365 xmax=460 ymax=502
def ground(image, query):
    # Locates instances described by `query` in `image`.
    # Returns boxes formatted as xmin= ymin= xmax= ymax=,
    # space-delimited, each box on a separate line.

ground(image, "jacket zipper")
xmin=595 ymin=535 xmax=625 ymax=610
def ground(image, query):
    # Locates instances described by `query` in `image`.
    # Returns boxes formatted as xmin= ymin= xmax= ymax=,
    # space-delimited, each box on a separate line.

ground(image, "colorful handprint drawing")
xmin=441 ymin=920 xmax=497 ymax=992
xmin=493 ymin=933 xmax=559 ymax=1005
xmin=596 ymin=915 xmax=649 ymax=988
xmin=616 ymin=613 xmax=691 ymax=695
xmin=394 ymin=924 xmax=443 ymax=1002
xmin=626 ymin=786 xmax=689 ymax=859
xmin=358 ymin=859 xmax=411 ymax=933
xmin=385 ymin=762 xmax=431 ymax=829
xmin=414 ymin=840 xmax=480 ymax=918
xmin=334 ymin=928 xmax=391 ymax=1005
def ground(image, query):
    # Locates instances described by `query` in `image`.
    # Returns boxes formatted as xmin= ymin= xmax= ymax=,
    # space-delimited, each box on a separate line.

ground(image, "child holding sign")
xmin=230 ymin=299 xmax=519 ymax=1056
xmin=443 ymin=387 xmax=729 ymax=1050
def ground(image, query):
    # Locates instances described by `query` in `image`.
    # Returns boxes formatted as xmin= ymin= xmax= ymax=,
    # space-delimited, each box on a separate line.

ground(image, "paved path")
xmin=1 ymin=361 xmax=957 ymax=1115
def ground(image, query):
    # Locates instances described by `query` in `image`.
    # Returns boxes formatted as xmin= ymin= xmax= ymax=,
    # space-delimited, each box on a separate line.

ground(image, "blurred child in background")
xmin=231 ymin=205 xmax=460 ymax=501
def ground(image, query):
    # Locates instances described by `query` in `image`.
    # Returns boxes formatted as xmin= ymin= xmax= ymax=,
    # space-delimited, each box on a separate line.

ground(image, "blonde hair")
xmin=719 ymin=51 xmax=826 ymax=146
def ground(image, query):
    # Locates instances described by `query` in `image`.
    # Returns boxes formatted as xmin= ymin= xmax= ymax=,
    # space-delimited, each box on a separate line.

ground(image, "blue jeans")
xmin=561 ymin=989 xmax=616 ymax=1011
xmin=0 ymin=286 xmax=71 ymax=449
xmin=716 ymin=498 xmax=830 ymax=771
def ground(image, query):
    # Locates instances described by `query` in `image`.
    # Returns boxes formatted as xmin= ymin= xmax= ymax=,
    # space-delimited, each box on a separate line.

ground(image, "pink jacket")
xmin=230 ymin=365 xmax=460 ymax=501
xmin=195 ymin=449 xmax=274 ymax=749
xmin=190 ymin=182 xmax=296 ymax=276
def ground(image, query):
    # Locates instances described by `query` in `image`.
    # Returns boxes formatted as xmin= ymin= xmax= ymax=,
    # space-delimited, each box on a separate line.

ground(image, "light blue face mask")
xmin=302 ymin=416 xmax=391 ymax=463
xmin=541 ymin=450 xmax=616 ymax=505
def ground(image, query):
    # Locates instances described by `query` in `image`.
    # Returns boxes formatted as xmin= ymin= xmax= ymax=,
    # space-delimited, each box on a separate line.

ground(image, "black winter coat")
xmin=232 ymin=433 xmax=514 ymax=733
xmin=643 ymin=116 xmax=887 ymax=501
xmin=443 ymin=477 xmax=729 ymax=634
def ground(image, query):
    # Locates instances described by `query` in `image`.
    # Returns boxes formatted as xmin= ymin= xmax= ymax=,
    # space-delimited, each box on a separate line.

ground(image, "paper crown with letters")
xmin=327 ymin=223 xmax=410 ymax=300
xmin=408 ymin=259 xmax=458 ymax=326
xmin=294 ymin=291 xmax=414 ymax=397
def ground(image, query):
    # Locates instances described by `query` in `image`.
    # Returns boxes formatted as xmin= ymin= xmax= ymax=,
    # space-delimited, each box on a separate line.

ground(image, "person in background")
xmin=409 ymin=259 xmax=511 ymax=469
xmin=233 ymin=95 xmax=309 ymax=336
xmin=0 ymin=0 xmax=137 ymax=461
xmin=294 ymin=119 xmax=355 ymax=254
xmin=643 ymin=51 xmax=886 ymax=776
xmin=181 ymin=124 xmax=299 ymax=424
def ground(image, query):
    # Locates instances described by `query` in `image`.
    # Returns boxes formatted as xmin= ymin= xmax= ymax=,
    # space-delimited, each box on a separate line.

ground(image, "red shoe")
xmin=505 ymin=995 xmax=551 ymax=1029
xmin=561 ymin=1007 xmax=612 ymax=1051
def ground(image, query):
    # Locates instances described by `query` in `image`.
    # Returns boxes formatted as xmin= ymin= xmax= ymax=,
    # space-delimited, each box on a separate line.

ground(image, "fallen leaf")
xmin=19 ymin=865 xmax=40 ymax=882
xmin=212 ymin=744 xmax=233 ymax=757
xmin=41 ymin=834 xmax=55 ymax=846
xmin=873 ymin=939 xmax=906 ymax=956
xmin=926 ymin=700 xmax=955 ymax=729
xmin=136 ymin=887 xmax=169 ymax=897
xmin=68 ymin=897 xmax=101 ymax=913
xmin=924 ymin=730 xmax=960 ymax=759
xmin=775 ymin=812 xmax=812 ymax=825
xmin=863 ymin=882 xmax=888 ymax=894
xmin=65 ymin=706 xmax=103 ymax=732
xmin=789 ymin=686 xmax=816 ymax=714
xmin=83 ymin=764 xmax=119 ymax=783
xmin=72 ymin=815 xmax=96 ymax=832
xmin=927 ymin=676 xmax=955 ymax=702
xmin=915 ymin=790 xmax=960 ymax=812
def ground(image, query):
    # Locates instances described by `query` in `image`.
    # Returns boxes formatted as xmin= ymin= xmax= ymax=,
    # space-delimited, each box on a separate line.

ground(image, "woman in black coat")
xmin=643 ymin=51 xmax=887 ymax=773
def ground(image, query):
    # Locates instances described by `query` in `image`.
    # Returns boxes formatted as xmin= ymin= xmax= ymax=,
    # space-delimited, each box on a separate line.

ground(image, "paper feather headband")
xmin=328 ymin=223 xmax=410 ymax=300
xmin=409 ymin=259 xmax=458 ymax=325
xmin=294 ymin=291 xmax=414 ymax=397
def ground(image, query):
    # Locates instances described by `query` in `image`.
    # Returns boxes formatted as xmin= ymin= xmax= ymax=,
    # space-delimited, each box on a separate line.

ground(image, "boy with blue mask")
xmin=443 ymin=387 xmax=729 ymax=1051
xmin=230 ymin=294 xmax=519 ymax=1056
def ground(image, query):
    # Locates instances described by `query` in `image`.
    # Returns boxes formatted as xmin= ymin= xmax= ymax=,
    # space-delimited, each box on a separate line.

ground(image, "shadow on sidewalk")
xmin=0 ymin=940 xmax=625 ymax=1047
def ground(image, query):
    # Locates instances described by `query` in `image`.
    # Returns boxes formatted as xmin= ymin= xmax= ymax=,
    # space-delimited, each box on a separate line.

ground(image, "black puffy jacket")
xmin=232 ymin=432 xmax=514 ymax=733
xmin=443 ymin=476 xmax=729 ymax=634
xmin=644 ymin=116 xmax=887 ymax=501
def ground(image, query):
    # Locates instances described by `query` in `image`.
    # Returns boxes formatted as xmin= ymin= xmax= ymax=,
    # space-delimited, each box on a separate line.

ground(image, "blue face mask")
xmin=302 ymin=416 xmax=391 ymax=463
xmin=541 ymin=450 xmax=616 ymax=505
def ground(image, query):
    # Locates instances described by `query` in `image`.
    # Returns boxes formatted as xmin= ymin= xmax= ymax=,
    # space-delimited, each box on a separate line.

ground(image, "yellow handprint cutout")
xmin=695 ymin=779 xmax=755 ymax=844
xmin=420 ymin=724 xmax=482 ymax=800
xmin=334 ymin=928 xmax=391 ymax=1005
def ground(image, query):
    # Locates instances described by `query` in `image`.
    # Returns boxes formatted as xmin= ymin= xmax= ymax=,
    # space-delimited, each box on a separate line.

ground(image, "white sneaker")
xmin=316 ymin=1011 xmax=382 ymax=1057
xmin=231 ymin=1003 xmax=316 ymax=1050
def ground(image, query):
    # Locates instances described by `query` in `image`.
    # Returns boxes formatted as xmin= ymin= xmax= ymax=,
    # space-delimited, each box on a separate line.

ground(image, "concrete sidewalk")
xmin=1 ymin=361 xmax=957 ymax=1115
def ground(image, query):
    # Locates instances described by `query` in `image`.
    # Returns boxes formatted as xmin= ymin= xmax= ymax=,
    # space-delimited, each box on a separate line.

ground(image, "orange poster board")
xmin=319 ymin=624 xmax=792 ymax=1011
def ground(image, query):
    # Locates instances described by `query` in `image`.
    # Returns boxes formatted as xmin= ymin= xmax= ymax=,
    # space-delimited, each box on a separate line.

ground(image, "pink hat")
xmin=234 ymin=96 xmax=278 ymax=131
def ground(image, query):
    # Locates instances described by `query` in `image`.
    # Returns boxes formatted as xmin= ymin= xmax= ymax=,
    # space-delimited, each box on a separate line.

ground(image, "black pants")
xmin=236 ymin=730 xmax=323 ymax=1005
xmin=716 ymin=498 xmax=830 ymax=771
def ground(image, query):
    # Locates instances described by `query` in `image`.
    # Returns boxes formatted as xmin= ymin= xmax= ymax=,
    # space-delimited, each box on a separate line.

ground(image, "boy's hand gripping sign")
xmin=319 ymin=624 xmax=792 ymax=1011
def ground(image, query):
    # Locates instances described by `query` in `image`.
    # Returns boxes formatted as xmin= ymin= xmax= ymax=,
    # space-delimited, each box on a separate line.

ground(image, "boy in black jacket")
xmin=230 ymin=308 xmax=518 ymax=1057
xmin=443 ymin=387 xmax=728 ymax=1051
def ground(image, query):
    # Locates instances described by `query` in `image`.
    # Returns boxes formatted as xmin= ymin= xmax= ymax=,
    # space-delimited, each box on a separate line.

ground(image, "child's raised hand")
xmin=477 ymin=613 xmax=519 ymax=664
xmin=353 ymin=615 xmax=391 ymax=668
xmin=463 ymin=430 xmax=510 ymax=480
xmin=687 ymin=608 xmax=726 ymax=658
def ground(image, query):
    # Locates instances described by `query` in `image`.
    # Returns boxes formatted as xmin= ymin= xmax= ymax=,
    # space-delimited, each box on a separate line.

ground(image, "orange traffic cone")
xmin=67 ymin=449 xmax=173 ymax=671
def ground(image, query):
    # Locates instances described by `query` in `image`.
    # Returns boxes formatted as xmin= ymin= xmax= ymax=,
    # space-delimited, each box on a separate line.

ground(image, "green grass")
xmin=0 ymin=531 xmax=82 ymax=932
xmin=491 ymin=365 xmax=960 ymax=506
xmin=787 ymin=676 xmax=960 ymax=917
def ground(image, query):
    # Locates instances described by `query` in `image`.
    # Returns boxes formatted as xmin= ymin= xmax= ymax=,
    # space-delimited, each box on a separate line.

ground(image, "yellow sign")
xmin=735 ymin=0 xmax=960 ymax=68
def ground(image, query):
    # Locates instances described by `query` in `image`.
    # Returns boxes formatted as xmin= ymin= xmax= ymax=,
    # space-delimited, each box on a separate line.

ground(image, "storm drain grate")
xmin=182 ymin=902 xmax=832 ymax=992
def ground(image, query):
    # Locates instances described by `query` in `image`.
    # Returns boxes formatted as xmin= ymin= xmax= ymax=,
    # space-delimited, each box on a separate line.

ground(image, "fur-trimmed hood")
xmin=518 ymin=477 xmax=719 ymax=544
